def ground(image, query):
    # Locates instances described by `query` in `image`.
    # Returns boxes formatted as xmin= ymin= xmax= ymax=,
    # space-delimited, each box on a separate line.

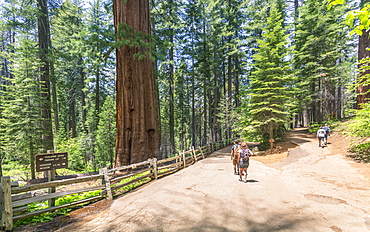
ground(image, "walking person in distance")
xmin=322 ymin=123 xmax=331 ymax=145
xmin=231 ymin=140 xmax=240 ymax=175
xmin=238 ymin=142 xmax=253 ymax=182
xmin=317 ymin=126 xmax=326 ymax=147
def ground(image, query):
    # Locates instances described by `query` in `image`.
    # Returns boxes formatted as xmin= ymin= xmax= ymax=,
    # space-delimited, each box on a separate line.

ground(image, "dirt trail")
xmin=18 ymin=128 xmax=370 ymax=232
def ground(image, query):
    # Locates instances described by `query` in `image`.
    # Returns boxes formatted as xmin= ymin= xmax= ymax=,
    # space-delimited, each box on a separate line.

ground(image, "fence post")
xmin=1 ymin=176 xmax=13 ymax=231
xmin=150 ymin=158 xmax=158 ymax=179
xmin=191 ymin=146 xmax=197 ymax=162
xmin=182 ymin=151 xmax=186 ymax=168
xmin=198 ymin=146 xmax=205 ymax=159
xmin=99 ymin=168 xmax=112 ymax=200
xmin=47 ymin=150 xmax=56 ymax=207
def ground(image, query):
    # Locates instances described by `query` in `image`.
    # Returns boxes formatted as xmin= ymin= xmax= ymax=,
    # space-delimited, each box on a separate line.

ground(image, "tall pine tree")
xmin=249 ymin=1 xmax=294 ymax=146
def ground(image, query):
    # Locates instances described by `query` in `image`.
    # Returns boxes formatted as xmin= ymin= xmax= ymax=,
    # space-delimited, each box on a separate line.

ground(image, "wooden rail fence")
xmin=0 ymin=139 xmax=232 ymax=231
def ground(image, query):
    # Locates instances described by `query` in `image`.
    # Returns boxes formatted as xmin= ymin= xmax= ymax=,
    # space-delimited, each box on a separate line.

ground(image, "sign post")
xmin=269 ymin=138 xmax=275 ymax=150
xmin=36 ymin=151 xmax=68 ymax=207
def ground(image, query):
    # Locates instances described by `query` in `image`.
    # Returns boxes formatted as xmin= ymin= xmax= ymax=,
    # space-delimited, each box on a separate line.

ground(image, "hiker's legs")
xmin=233 ymin=160 xmax=238 ymax=174
xmin=239 ymin=167 xmax=244 ymax=181
xmin=320 ymin=137 xmax=325 ymax=147
xmin=318 ymin=138 xmax=324 ymax=146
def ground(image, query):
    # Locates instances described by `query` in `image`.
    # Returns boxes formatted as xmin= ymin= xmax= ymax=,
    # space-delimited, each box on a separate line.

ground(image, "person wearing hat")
xmin=237 ymin=142 xmax=253 ymax=182
xmin=230 ymin=140 xmax=240 ymax=175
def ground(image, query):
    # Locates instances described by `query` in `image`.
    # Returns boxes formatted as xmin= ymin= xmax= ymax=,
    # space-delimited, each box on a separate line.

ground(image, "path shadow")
xmin=283 ymin=127 xmax=315 ymax=146
xmin=246 ymin=179 xmax=259 ymax=183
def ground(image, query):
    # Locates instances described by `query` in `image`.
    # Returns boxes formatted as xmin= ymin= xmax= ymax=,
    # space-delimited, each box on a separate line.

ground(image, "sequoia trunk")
xmin=357 ymin=29 xmax=370 ymax=109
xmin=37 ymin=0 xmax=54 ymax=154
xmin=114 ymin=0 xmax=161 ymax=166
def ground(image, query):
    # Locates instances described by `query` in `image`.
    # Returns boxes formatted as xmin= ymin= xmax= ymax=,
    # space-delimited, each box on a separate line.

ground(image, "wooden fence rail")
xmin=0 ymin=139 xmax=233 ymax=231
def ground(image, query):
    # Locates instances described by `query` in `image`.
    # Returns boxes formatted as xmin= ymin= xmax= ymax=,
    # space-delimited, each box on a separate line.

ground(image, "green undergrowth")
xmin=340 ymin=114 xmax=370 ymax=163
xmin=328 ymin=115 xmax=370 ymax=163
xmin=14 ymin=170 xmax=158 ymax=228
xmin=112 ymin=168 xmax=171 ymax=194
xmin=348 ymin=142 xmax=370 ymax=162
xmin=14 ymin=190 xmax=101 ymax=227
xmin=112 ymin=171 xmax=152 ymax=194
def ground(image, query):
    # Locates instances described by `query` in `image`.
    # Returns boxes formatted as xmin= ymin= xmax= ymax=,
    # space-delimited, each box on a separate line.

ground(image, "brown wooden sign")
xmin=36 ymin=152 xmax=68 ymax=172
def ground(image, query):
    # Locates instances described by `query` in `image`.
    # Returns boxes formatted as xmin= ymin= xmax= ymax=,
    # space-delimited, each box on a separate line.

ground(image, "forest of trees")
xmin=0 ymin=0 xmax=368 ymax=179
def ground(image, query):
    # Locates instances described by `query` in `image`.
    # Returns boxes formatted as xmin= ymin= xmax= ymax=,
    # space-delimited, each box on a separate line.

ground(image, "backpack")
xmin=318 ymin=129 xmax=326 ymax=138
xmin=239 ymin=148 xmax=250 ymax=162
xmin=232 ymin=144 xmax=240 ymax=160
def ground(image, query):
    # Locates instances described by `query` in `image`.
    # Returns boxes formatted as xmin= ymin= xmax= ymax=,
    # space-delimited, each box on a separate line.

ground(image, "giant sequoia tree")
xmin=357 ymin=0 xmax=370 ymax=109
xmin=114 ymin=0 xmax=161 ymax=166
xmin=37 ymin=0 xmax=54 ymax=152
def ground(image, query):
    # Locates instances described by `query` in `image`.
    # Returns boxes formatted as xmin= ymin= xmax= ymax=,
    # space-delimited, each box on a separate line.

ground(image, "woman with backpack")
xmin=237 ymin=142 xmax=254 ymax=182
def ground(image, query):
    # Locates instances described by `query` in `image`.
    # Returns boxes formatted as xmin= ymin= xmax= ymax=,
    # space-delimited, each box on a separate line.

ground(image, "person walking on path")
xmin=317 ymin=127 xmax=326 ymax=147
xmin=230 ymin=140 xmax=240 ymax=175
xmin=237 ymin=142 xmax=253 ymax=182
xmin=322 ymin=123 xmax=331 ymax=144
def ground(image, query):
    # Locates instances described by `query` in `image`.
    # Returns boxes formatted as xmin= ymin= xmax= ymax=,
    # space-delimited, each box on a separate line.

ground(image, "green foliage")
xmin=2 ymin=160 xmax=31 ymax=180
xmin=248 ymin=2 xmax=294 ymax=141
xmin=217 ymin=97 xmax=242 ymax=139
xmin=113 ymin=171 xmax=151 ymax=193
xmin=308 ymin=117 xmax=339 ymax=134
xmin=328 ymin=0 xmax=370 ymax=36
xmin=55 ymin=133 xmax=101 ymax=172
xmin=346 ymin=4 xmax=370 ymax=35
xmin=56 ymin=136 xmax=85 ymax=170
xmin=348 ymin=142 xmax=370 ymax=162
xmin=1 ymin=35 xmax=45 ymax=178
xmin=294 ymin=0 xmax=354 ymax=123
xmin=114 ymin=22 xmax=155 ymax=60
xmin=327 ymin=0 xmax=345 ymax=10
xmin=308 ymin=122 xmax=321 ymax=134
xmin=349 ymin=57 xmax=370 ymax=98
xmin=14 ymin=190 xmax=101 ymax=227
xmin=347 ymin=102 xmax=370 ymax=138
xmin=236 ymin=118 xmax=263 ymax=143
xmin=95 ymin=96 xmax=116 ymax=169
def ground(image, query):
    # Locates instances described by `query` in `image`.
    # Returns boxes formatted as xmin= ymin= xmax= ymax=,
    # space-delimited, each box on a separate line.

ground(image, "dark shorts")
xmin=232 ymin=159 xmax=239 ymax=165
xmin=239 ymin=160 xmax=249 ymax=168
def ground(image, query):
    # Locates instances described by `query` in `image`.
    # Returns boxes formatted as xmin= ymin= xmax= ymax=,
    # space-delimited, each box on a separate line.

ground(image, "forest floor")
xmin=14 ymin=128 xmax=370 ymax=232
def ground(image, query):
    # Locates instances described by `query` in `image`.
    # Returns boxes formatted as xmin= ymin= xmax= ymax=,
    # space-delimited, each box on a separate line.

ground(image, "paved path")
xmin=58 ymin=132 xmax=370 ymax=232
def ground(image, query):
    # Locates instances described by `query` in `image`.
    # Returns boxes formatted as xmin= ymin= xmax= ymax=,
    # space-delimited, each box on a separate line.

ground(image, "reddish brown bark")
xmin=37 ymin=0 xmax=54 ymax=152
xmin=114 ymin=0 xmax=161 ymax=166
xmin=357 ymin=30 xmax=370 ymax=109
